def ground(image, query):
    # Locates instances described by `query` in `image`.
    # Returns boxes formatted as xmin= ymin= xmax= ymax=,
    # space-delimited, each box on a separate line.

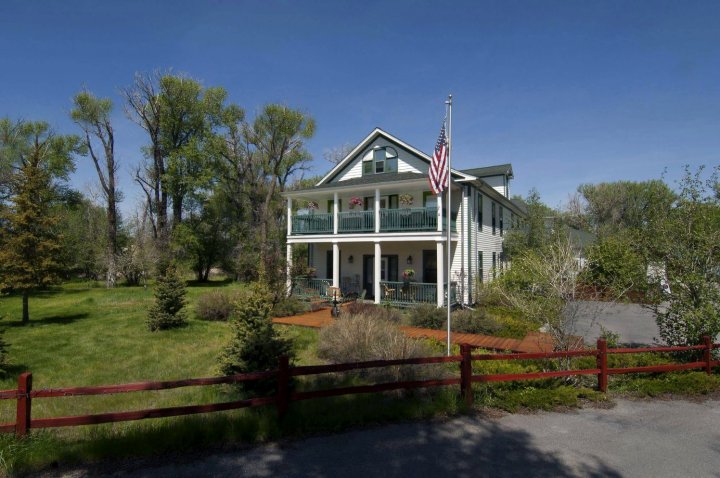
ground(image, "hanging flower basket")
xmin=399 ymin=194 xmax=414 ymax=208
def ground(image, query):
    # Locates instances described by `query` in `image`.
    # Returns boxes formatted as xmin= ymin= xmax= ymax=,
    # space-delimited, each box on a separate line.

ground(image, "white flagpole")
xmin=445 ymin=94 xmax=453 ymax=356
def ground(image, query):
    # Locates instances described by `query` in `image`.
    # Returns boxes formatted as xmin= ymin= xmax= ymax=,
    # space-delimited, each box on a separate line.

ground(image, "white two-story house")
xmin=284 ymin=128 xmax=526 ymax=307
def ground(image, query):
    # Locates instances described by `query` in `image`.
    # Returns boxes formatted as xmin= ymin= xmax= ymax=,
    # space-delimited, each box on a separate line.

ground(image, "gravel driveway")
xmin=50 ymin=398 xmax=720 ymax=478
xmin=573 ymin=301 xmax=660 ymax=345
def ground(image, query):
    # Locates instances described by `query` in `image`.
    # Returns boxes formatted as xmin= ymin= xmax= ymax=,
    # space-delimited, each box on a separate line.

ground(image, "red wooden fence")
xmin=0 ymin=338 xmax=717 ymax=437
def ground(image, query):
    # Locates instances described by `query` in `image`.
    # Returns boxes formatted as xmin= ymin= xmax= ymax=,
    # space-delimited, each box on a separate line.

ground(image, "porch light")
xmin=348 ymin=255 xmax=354 ymax=264
xmin=406 ymin=255 xmax=413 ymax=265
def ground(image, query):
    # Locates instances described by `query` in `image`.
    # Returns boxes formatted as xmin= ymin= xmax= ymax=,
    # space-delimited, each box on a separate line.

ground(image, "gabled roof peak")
xmin=317 ymin=128 xmax=474 ymax=185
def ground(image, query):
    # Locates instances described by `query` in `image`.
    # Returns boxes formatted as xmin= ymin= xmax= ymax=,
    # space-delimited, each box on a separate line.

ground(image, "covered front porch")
xmin=287 ymin=239 xmax=458 ymax=307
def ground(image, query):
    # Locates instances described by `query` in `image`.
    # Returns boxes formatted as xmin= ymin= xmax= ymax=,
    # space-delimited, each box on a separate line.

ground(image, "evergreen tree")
xmin=146 ymin=264 xmax=187 ymax=331
xmin=0 ymin=157 xmax=65 ymax=322
xmin=219 ymin=283 xmax=293 ymax=392
xmin=0 ymin=119 xmax=80 ymax=323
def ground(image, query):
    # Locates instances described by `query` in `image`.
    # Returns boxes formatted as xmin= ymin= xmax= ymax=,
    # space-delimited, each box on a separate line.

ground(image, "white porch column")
xmin=333 ymin=192 xmax=339 ymax=234
xmin=332 ymin=242 xmax=340 ymax=288
xmin=374 ymin=188 xmax=380 ymax=233
xmin=287 ymin=197 xmax=293 ymax=236
xmin=286 ymin=243 xmax=293 ymax=295
xmin=436 ymin=192 xmax=443 ymax=232
xmin=374 ymin=241 xmax=381 ymax=304
xmin=436 ymin=240 xmax=444 ymax=307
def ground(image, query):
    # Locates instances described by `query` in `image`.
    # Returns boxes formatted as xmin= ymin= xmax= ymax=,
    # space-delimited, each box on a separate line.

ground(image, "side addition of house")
xmin=283 ymin=128 xmax=526 ymax=307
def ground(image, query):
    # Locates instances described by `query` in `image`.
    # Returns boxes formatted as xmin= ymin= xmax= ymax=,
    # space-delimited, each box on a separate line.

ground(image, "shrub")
xmin=408 ymin=303 xmax=446 ymax=329
xmin=146 ymin=265 xmax=187 ymax=331
xmin=196 ymin=291 xmax=236 ymax=321
xmin=450 ymin=308 xmax=502 ymax=335
xmin=486 ymin=306 xmax=541 ymax=339
xmin=344 ymin=301 xmax=402 ymax=323
xmin=272 ymin=296 xmax=309 ymax=318
xmin=583 ymin=235 xmax=646 ymax=297
xmin=219 ymin=283 xmax=294 ymax=392
xmin=317 ymin=313 xmax=436 ymax=382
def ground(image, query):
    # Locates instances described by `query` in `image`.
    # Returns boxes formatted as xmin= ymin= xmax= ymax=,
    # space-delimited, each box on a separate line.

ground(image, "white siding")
xmin=480 ymin=175 xmax=507 ymax=197
xmin=331 ymin=137 xmax=426 ymax=183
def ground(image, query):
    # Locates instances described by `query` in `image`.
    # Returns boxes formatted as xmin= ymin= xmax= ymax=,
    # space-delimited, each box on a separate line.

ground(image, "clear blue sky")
xmin=1 ymin=0 xmax=718 ymax=214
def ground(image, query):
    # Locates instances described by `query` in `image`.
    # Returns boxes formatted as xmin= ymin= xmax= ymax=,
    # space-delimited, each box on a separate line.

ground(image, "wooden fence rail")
xmin=1 ymin=338 xmax=718 ymax=437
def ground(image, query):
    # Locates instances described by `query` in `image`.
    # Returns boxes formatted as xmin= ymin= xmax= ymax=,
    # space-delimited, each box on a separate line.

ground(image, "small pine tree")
xmin=0 ymin=159 xmax=64 ymax=323
xmin=146 ymin=264 xmax=187 ymax=331
xmin=219 ymin=283 xmax=294 ymax=392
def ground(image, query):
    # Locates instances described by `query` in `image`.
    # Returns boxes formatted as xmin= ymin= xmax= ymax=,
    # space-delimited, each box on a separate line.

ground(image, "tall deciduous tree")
xmin=577 ymin=180 xmax=676 ymax=236
xmin=122 ymin=72 xmax=227 ymax=247
xmin=71 ymin=91 xmax=120 ymax=287
xmin=245 ymin=105 xmax=314 ymax=283
xmin=214 ymin=104 xmax=314 ymax=284
xmin=0 ymin=119 xmax=80 ymax=322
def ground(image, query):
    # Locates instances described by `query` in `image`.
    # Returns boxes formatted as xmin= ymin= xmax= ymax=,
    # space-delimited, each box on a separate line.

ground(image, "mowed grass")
xmin=0 ymin=282 xmax=461 ymax=475
xmin=0 ymin=281 xmax=328 ymax=474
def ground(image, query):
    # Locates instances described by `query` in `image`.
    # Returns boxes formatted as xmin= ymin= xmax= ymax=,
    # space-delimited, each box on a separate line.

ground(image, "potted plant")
xmin=399 ymin=194 xmax=414 ymax=208
xmin=402 ymin=267 xmax=415 ymax=283
xmin=349 ymin=196 xmax=363 ymax=209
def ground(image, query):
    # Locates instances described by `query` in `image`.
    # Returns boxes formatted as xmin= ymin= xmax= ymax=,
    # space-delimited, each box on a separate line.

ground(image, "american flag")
xmin=428 ymin=123 xmax=448 ymax=195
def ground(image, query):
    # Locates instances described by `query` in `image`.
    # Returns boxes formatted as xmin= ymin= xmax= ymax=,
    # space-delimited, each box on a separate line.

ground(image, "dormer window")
xmin=362 ymin=146 xmax=398 ymax=175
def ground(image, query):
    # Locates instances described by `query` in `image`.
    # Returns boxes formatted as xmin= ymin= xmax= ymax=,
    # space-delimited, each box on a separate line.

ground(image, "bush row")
xmin=195 ymin=290 xmax=309 ymax=321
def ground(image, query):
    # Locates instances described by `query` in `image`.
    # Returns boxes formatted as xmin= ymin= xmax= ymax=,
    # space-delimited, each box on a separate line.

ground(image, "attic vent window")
xmin=363 ymin=146 xmax=398 ymax=175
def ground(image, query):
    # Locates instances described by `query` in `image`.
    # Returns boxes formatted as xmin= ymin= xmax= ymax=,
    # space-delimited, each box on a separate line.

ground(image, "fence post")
xmin=596 ymin=339 xmax=608 ymax=393
xmin=277 ymin=355 xmax=290 ymax=419
xmin=703 ymin=336 xmax=712 ymax=375
xmin=460 ymin=344 xmax=473 ymax=407
xmin=16 ymin=372 xmax=32 ymax=437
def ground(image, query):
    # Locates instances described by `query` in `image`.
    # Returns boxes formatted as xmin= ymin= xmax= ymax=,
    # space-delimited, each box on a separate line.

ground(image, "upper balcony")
xmin=284 ymin=174 xmax=462 ymax=238
xmin=291 ymin=207 xmax=452 ymax=235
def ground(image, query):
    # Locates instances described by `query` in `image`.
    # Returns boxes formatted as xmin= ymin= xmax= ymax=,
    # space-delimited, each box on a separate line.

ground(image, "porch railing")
xmin=292 ymin=277 xmax=332 ymax=298
xmin=380 ymin=207 xmax=437 ymax=232
xmin=379 ymin=281 xmax=458 ymax=307
xmin=290 ymin=207 xmax=457 ymax=235
xmin=291 ymin=213 xmax=333 ymax=235
xmin=338 ymin=210 xmax=374 ymax=233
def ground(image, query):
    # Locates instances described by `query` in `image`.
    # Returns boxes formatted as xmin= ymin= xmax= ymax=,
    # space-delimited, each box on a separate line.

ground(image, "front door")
xmin=423 ymin=250 xmax=437 ymax=284
xmin=363 ymin=255 xmax=398 ymax=298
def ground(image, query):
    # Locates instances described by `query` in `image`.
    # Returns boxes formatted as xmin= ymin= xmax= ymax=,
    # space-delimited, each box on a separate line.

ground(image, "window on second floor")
xmin=499 ymin=206 xmax=504 ymax=236
xmin=363 ymin=146 xmax=398 ymax=175
xmin=476 ymin=193 xmax=483 ymax=231
xmin=491 ymin=202 xmax=497 ymax=235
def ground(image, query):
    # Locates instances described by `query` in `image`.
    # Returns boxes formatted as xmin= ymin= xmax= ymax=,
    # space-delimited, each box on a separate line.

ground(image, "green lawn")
xmin=0 ymin=282 xmax=460 ymax=475
xmin=0 ymin=281 xmax=327 ymax=474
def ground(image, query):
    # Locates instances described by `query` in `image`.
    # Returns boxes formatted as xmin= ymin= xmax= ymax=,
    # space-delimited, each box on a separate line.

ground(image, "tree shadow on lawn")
xmin=3 ymin=313 xmax=90 ymax=328
xmin=185 ymin=278 xmax=235 ymax=288
xmin=39 ymin=393 xmax=622 ymax=478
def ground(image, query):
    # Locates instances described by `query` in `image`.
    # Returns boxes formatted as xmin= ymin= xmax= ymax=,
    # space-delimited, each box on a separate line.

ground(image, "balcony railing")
xmin=289 ymin=207 xmax=457 ymax=235
xmin=379 ymin=281 xmax=458 ymax=307
xmin=380 ymin=207 xmax=437 ymax=232
xmin=291 ymin=213 xmax=333 ymax=235
xmin=338 ymin=210 xmax=374 ymax=233
xmin=292 ymin=277 xmax=332 ymax=298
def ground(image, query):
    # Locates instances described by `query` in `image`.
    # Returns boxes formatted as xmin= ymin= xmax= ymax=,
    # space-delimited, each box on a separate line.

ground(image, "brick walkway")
xmin=273 ymin=307 xmax=562 ymax=353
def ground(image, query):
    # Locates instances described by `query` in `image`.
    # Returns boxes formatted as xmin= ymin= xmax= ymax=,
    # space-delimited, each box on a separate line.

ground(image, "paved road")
xmin=574 ymin=301 xmax=660 ymax=345
xmin=55 ymin=398 xmax=720 ymax=478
